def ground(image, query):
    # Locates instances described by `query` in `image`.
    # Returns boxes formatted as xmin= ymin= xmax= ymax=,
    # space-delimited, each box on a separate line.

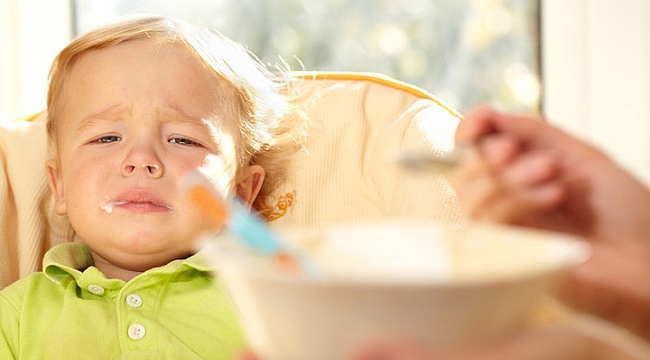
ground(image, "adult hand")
xmin=450 ymin=105 xmax=650 ymax=339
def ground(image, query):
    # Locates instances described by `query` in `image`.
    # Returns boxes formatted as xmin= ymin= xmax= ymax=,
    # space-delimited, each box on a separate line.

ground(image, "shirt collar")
xmin=43 ymin=242 xmax=215 ymax=286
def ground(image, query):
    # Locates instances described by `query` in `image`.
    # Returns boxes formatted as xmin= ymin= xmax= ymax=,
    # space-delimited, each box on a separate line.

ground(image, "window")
xmin=74 ymin=0 xmax=540 ymax=113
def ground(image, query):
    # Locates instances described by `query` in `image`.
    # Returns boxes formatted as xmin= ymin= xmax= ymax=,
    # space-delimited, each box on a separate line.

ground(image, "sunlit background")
xmin=3 ymin=1 xmax=650 ymax=185
xmin=74 ymin=0 xmax=541 ymax=114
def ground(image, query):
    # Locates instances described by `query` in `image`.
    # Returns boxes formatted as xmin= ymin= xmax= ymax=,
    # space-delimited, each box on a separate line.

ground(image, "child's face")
xmin=46 ymin=39 xmax=263 ymax=273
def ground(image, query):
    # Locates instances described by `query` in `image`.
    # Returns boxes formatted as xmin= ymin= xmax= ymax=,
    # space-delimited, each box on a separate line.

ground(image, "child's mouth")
xmin=101 ymin=200 xmax=173 ymax=214
xmin=100 ymin=200 xmax=125 ymax=214
xmin=101 ymin=191 xmax=173 ymax=214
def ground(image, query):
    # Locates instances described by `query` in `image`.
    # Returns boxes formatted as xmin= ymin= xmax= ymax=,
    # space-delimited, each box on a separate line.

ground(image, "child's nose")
xmin=122 ymin=163 xmax=163 ymax=177
xmin=121 ymin=149 xmax=164 ymax=178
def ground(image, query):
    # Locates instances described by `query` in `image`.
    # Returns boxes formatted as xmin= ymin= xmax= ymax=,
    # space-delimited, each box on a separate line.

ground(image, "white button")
xmin=126 ymin=294 xmax=143 ymax=308
xmin=128 ymin=323 xmax=146 ymax=340
xmin=87 ymin=284 xmax=105 ymax=295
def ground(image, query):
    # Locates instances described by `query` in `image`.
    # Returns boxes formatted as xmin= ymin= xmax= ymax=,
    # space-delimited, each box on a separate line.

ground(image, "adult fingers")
xmin=448 ymin=146 xmax=505 ymax=219
xmin=477 ymin=132 xmax=521 ymax=168
xmin=499 ymin=150 xmax=561 ymax=187
xmin=455 ymin=105 xmax=502 ymax=144
xmin=474 ymin=182 xmax=565 ymax=224
xmin=450 ymin=144 xmax=563 ymax=223
xmin=351 ymin=339 xmax=434 ymax=360
xmin=237 ymin=351 xmax=261 ymax=360
xmin=457 ymin=105 xmax=570 ymax=154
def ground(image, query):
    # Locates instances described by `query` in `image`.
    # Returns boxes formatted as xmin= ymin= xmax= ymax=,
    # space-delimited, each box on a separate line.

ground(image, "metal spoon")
xmin=394 ymin=146 xmax=463 ymax=172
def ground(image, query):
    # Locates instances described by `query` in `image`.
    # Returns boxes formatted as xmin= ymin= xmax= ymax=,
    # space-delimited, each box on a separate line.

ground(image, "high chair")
xmin=0 ymin=71 xmax=465 ymax=289
xmin=3 ymin=72 xmax=649 ymax=356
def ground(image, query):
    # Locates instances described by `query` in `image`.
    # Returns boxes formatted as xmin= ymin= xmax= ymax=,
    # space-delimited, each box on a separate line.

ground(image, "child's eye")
xmin=96 ymin=135 xmax=121 ymax=143
xmin=169 ymin=137 xmax=200 ymax=146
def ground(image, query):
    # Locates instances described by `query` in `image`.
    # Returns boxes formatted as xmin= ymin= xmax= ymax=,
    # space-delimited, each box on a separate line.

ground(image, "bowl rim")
xmin=217 ymin=221 xmax=593 ymax=288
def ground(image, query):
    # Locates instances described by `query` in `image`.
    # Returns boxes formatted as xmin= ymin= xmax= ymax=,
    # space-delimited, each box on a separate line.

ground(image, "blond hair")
xmin=46 ymin=15 xmax=306 ymax=217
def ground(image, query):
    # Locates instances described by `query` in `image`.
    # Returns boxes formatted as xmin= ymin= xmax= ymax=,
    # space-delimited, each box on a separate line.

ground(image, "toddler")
xmin=0 ymin=15 xmax=304 ymax=359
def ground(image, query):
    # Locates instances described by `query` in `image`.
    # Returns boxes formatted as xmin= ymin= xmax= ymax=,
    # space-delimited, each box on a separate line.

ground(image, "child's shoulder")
xmin=0 ymin=272 xmax=62 ymax=308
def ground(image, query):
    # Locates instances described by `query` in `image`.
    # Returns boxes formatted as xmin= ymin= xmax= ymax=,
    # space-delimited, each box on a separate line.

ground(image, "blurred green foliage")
xmin=75 ymin=0 xmax=540 ymax=113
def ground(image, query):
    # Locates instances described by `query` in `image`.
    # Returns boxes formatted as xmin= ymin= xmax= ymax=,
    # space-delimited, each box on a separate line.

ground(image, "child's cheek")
xmin=196 ymin=154 xmax=236 ymax=198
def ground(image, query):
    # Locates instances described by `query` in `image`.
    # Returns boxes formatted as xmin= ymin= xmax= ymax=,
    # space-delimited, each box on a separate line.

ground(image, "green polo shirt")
xmin=0 ymin=242 xmax=246 ymax=359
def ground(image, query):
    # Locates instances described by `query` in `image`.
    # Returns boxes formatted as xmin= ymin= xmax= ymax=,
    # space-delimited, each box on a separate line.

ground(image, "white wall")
xmin=0 ymin=0 xmax=72 ymax=120
xmin=542 ymin=0 xmax=650 ymax=185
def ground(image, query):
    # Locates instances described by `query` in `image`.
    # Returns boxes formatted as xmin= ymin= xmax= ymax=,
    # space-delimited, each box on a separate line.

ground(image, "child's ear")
xmin=46 ymin=159 xmax=67 ymax=215
xmin=235 ymin=164 xmax=265 ymax=210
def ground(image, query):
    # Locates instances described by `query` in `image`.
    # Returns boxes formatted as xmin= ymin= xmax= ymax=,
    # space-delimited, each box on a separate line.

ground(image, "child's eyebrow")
xmin=160 ymin=105 xmax=213 ymax=125
xmin=76 ymin=105 xmax=124 ymax=133
xmin=77 ymin=105 xmax=199 ymax=125
xmin=161 ymin=109 xmax=203 ymax=124
xmin=160 ymin=107 xmax=228 ymax=136
xmin=74 ymin=105 xmax=224 ymax=135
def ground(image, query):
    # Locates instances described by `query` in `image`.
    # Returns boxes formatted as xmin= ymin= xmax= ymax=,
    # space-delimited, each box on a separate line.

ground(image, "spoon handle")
xmin=395 ymin=146 xmax=464 ymax=172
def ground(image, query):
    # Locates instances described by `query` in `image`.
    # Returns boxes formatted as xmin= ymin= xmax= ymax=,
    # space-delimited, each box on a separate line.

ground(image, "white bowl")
xmin=212 ymin=220 xmax=591 ymax=360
